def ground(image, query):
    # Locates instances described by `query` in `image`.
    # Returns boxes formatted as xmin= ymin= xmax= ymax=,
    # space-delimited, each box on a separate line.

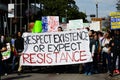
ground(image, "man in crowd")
xmin=14 ymin=32 xmax=24 ymax=74
xmin=109 ymin=30 xmax=120 ymax=77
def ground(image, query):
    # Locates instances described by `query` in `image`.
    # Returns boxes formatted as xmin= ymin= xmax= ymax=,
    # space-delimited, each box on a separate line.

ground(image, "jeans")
xmin=12 ymin=56 xmax=16 ymax=71
xmin=102 ymin=52 xmax=111 ymax=72
xmin=2 ymin=60 xmax=8 ymax=74
xmin=84 ymin=62 xmax=92 ymax=73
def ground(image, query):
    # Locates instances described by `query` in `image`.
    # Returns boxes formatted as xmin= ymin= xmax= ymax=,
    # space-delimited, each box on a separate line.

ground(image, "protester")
xmin=0 ymin=35 xmax=8 ymax=75
xmin=109 ymin=30 xmax=120 ymax=76
xmin=11 ymin=34 xmax=17 ymax=71
xmin=101 ymin=31 xmax=112 ymax=73
xmin=92 ymin=31 xmax=100 ymax=73
xmin=14 ymin=32 xmax=24 ymax=74
xmin=84 ymin=30 xmax=95 ymax=75
xmin=54 ymin=26 xmax=64 ymax=74
xmin=58 ymin=26 xmax=63 ymax=32
xmin=97 ymin=31 xmax=104 ymax=63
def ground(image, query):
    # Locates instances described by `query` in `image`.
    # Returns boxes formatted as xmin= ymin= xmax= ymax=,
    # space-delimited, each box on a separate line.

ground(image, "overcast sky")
xmin=75 ymin=0 xmax=117 ymax=19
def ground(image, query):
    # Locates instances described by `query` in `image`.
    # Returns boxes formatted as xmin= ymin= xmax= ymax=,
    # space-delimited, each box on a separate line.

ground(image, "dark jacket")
xmin=114 ymin=34 xmax=120 ymax=51
xmin=15 ymin=36 xmax=24 ymax=53
xmin=89 ymin=38 xmax=96 ymax=53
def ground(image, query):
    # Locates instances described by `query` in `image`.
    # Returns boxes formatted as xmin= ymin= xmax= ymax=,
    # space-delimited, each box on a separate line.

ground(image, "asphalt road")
xmin=1 ymin=72 xmax=120 ymax=80
xmin=1 ymin=65 xmax=120 ymax=80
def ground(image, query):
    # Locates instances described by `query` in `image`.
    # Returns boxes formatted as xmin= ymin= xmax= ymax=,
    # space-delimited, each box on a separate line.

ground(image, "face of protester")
xmin=58 ymin=27 xmax=63 ymax=32
xmin=88 ymin=31 xmax=93 ymax=37
xmin=1 ymin=35 xmax=5 ymax=40
xmin=18 ymin=32 xmax=21 ymax=37
xmin=116 ymin=30 xmax=120 ymax=35
xmin=104 ymin=32 xmax=110 ymax=38
xmin=94 ymin=35 xmax=98 ymax=40
xmin=1 ymin=35 xmax=5 ymax=42
xmin=1 ymin=35 xmax=4 ymax=39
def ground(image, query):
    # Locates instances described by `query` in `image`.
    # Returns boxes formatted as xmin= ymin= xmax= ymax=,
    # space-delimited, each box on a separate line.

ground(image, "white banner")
xmin=20 ymin=29 xmax=92 ymax=66
xmin=90 ymin=21 xmax=100 ymax=31
xmin=68 ymin=19 xmax=83 ymax=30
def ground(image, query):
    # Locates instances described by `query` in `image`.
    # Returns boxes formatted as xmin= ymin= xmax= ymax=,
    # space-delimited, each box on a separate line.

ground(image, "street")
xmin=1 ymin=72 xmax=120 ymax=80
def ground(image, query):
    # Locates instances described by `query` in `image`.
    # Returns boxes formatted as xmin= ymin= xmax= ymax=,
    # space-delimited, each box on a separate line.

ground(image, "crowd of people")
xmin=83 ymin=28 xmax=120 ymax=77
xmin=0 ymin=31 xmax=24 ymax=76
xmin=0 ymin=27 xmax=120 ymax=78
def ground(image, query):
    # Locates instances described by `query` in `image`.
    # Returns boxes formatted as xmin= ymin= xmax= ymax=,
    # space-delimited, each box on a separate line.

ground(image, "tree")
xmin=116 ymin=0 xmax=120 ymax=11
xmin=37 ymin=0 xmax=88 ymax=22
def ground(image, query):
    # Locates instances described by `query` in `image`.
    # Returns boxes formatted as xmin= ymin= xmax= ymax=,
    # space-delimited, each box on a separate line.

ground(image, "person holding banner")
xmin=92 ymin=31 xmax=100 ymax=74
xmin=0 ymin=35 xmax=8 ymax=76
xmin=54 ymin=26 xmax=64 ymax=74
xmin=58 ymin=26 xmax=63 ymax=32
xmin=84 ymin=30 xmax=96 ymax=75
xmin=14 ymin=32 xmax=24 ymax=75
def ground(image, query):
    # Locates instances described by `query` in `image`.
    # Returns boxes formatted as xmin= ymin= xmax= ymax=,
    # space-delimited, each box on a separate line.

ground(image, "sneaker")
xmin=56 ymin=73 xmax=60 ymax=75
xmin=4 ymin=73 xmax=7 ymax=76
xmin=116 ymin=70 xmax=120 ymax=74
xmin=113 ymin=70 xmax=116 ymax=73
xmin=84 ymin=72 xmax=88 ymax=75
xmin=94 ymin=70 xmax=98 ymax=74
xmin=109 ymin=73 xmax=113 ymax=77
xmin=17 ymin=71 xmax=22 ymax=75
xmin=88 ymin=72 xmax=92 ymax=75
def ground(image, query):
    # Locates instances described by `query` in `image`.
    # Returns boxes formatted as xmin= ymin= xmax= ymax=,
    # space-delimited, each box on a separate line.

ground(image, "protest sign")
xmin=83 ymin=23 xmax=90 ymax=28
xmin=42 ymin=16 xmax=59 ymax=32
xmin=20 ymin=29 xmax=92 ymax=66
xmin=90 ymin=21 xmax=100 ymax=31
xmin=2 ymin=50 xmax=11 ymax=60
xmin=68 ymin=19 xmax=83 ymax=30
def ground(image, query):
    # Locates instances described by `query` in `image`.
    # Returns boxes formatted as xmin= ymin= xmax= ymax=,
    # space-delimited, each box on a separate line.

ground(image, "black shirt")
xmin=15 ymin=37 xmax=24 ymax=53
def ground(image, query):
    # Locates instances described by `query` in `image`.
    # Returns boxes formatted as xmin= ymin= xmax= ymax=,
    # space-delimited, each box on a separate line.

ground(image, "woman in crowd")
xmin=101 ymin=31 xmax=112 ymax=73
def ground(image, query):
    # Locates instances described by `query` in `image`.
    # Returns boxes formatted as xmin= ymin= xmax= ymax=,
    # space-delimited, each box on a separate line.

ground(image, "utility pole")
xmin=96 ymin=2 xmax=98 ymax=18
xmin=10 ymin=0 xmax=12 ymax=35
xmin=95 ymin=0 xmax=101 ymax=18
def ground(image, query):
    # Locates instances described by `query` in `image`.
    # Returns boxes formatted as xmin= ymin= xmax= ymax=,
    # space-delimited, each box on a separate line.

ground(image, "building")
xmin=0 ymin=0 xmax=41 ymax=35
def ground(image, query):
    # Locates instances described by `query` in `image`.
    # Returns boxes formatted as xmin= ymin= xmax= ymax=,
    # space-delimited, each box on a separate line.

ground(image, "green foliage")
xmin=37 ymin=0 xmax=88 ymax=22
